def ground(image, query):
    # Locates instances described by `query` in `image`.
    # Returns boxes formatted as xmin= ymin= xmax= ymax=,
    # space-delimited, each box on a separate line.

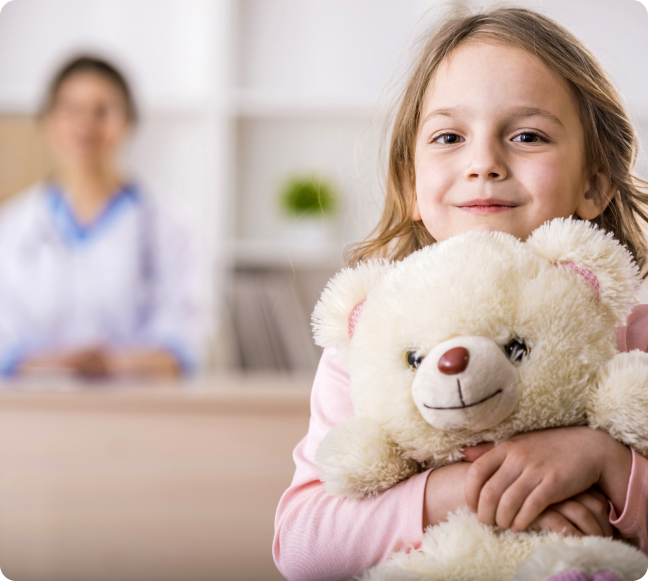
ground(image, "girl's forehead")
xmin=421 ymin=40 xmax=579 ymax=126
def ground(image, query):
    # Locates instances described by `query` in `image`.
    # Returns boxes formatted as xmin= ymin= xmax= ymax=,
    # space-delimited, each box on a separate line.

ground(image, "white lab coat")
xmin=0 ymin=182 xmax=211 ymax=376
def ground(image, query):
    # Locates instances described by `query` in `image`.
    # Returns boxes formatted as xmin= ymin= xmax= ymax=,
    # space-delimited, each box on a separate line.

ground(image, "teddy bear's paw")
xmin=588 ymin=351 xmax=648 ymax=456
xmin=315 ymin=417 xmax=419 ymax=498
xmin=513 ymin=538 xmax=648 ymax=581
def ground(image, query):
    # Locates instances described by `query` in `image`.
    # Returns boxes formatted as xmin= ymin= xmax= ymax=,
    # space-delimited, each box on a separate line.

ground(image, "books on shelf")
xmin=230 ymin=270 xmax=320 ymax=373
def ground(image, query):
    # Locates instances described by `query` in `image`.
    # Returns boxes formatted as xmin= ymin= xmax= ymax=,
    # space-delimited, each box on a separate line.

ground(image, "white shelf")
xmin=230 ymin=238 xmax=345 ymax=268
xmin=0 ymin=95 xmax=220 ymax=118
xmin=229 ymin=90 xmax=386 ymax=119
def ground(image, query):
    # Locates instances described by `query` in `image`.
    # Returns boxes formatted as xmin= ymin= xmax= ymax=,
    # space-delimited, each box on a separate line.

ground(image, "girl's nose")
xmin=438 ymin=347 xmax=470 ymax=375
xmin=465 ymin=140 xmax=507 ymax=181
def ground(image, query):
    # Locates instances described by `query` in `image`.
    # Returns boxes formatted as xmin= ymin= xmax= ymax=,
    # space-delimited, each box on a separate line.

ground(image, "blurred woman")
xmin=0 ymin=56 xmax=210 ymax=379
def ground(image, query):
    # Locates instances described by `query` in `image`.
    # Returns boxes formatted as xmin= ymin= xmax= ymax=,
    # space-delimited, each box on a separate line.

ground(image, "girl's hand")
xmin=529 ymin=488 xmax=613 ymax=538
xmin=464 ymin=427 xmax=632 ymax=533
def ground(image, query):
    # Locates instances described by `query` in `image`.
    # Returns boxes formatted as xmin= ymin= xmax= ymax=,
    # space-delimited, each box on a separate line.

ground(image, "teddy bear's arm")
xmin=315 ymin=417 xmax=420 ymax=499
xmin=587 ymin=351 xmax=648 ymax=456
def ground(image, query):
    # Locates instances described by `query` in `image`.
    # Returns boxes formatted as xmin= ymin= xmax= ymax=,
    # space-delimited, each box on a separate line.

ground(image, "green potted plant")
xmin=280 ymin=175 xmax=337 ymax=218
xmin=278 ymin=174 xmax=338 ymax=249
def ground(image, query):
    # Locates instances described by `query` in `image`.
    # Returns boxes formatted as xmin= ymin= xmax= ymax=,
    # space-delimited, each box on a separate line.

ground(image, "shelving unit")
xmin=222 ymin=0 xmax=440 ymax=275
xmin=2 ymin=0 xmax=648 ymax=373
xmin=218 ymin=0 xmax=428 ymax=371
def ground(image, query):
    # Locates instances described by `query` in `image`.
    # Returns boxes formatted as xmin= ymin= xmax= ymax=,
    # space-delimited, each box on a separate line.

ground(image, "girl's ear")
xmin=412 ymin=200 xmax=422 ymax=221
xmin=312 ymin=259 xmax=392 ymax=350
xmin=576 ymin=168 xmax=616 ymax=220
xmin=526 ymin=218 xmax=639 ymax=324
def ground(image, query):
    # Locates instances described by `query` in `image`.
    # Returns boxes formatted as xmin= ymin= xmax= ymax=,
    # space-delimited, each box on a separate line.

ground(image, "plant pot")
xmin=281 ymin=218 xmax=335 ymax=251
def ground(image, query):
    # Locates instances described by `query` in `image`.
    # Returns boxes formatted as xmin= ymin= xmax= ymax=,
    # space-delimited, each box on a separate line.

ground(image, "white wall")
xmin=0 ymin=0 xmax=222 ymax=110
xmin=236 ymin=0 xmax=648 ymax=113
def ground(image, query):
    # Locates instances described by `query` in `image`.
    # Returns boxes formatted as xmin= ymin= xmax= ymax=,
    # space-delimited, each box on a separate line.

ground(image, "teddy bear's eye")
xmin=406 ymin=351 xmax=425 ymax=370
xmin=505 ymin=339 xmax=530 ymax=364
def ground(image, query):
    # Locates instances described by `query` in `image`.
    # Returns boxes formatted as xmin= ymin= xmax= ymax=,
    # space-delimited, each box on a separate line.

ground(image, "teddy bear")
xmin=311 ymin=218 xmax=648 ymax=581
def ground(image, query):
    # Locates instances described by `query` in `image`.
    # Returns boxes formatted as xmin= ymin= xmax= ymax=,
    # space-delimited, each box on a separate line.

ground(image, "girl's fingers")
xmin=567 ymin=490 xmax=613 ymax=537
xmin=511 ymin=478 xmax=564 ymax=532
xmin=461 ymin=442 xmax=495 ymax=463
xmin=549 ymin=499 xmax=604 ymax=537
xmin=476 ymin=463 xmax=526 ymax=527
xmin=494 ymin=473 xmax=542 ymax=530
xmin=529 ymin=508 xmax=583 ymax=538
xmin=465 ymin=447 xmax=506 ymax=511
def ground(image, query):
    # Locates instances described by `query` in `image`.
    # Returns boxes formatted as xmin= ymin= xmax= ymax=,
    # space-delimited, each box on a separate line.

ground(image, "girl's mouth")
xmin=457 ymin=199 xmax=518 ymax=214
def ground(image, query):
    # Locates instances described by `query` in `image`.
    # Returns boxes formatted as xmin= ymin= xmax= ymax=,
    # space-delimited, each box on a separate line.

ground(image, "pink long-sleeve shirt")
xmin=274 ymin=305 xmax=648 ymax=581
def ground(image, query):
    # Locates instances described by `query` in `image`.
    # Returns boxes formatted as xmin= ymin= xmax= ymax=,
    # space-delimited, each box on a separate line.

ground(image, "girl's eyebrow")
xmin=510 ymin=107 xmax=565 ymax=128
xmin=420 ymin=106 xmax=565 ymax=128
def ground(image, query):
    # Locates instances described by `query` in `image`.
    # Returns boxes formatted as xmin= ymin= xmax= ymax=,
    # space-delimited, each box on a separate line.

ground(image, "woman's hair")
xmin=346 ymin=7 xmax=648 ymax=269
xmin=41 ymin=55 xmax=138 ymax=123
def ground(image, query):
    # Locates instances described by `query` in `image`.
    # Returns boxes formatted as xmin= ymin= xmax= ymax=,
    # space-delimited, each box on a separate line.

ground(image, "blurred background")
xmin=0 ymin=0 xmax=646 ymax=580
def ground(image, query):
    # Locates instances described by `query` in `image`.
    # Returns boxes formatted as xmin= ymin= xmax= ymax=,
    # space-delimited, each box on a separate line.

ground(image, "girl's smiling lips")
xmin=457 ymin=198 xmax=519 ymax=214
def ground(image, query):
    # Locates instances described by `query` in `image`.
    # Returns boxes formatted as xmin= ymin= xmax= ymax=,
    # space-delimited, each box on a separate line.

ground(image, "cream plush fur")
xmin=312 ymin=219 xmax=648 ymax=581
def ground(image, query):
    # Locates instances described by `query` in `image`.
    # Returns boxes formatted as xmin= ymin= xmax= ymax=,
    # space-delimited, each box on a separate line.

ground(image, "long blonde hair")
xmin=346 ymin=7 xmax=648 ymax=268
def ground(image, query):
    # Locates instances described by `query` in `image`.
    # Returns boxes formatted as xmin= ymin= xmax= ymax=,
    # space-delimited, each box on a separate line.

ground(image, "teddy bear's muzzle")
xmin=411 ymin=336 xmax=521 ymax=432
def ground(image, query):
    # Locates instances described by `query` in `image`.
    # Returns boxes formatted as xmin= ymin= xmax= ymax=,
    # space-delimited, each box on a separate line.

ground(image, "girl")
xmin=0 ymin=56 xmax=209 ymax=379
xmin=274 ymin=7 xmax=648 ymax=581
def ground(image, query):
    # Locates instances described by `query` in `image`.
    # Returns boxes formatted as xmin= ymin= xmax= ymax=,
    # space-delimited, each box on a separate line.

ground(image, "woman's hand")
xmin=19 ymin=347 xmax=182 ymax=379
xmin=463 ymin=427 xmax=632 ymax=533
xmin=108 ymin=349 xmax=182 ymax=378
xmin=65 ymin=348 xmax=112 ymax=378
xmin=18 ymin=349 xmax=111 ymax=378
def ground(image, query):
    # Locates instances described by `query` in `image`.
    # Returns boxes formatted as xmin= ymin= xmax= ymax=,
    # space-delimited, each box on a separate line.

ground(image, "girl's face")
xmin=44 ymin=72 xmax=131 ymax=171
xmin=413 ymin=41 xmax=612 ymax=242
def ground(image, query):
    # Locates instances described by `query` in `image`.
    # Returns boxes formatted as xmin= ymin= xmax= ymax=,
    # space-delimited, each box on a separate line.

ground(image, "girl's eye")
xmin=434 ymin=133 xmax=465 ymax=145
xmin=504 ymin=339 xmax=531 ymax=364
xmin=406 ymin=351 xmax=425 ymax=370
xmin=512 ymin=132 xmax=543 ymax=143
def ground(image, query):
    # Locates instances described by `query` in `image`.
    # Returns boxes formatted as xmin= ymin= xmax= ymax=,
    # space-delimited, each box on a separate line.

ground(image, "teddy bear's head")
xmin=313 ymin=219 xmax=640 ymax=466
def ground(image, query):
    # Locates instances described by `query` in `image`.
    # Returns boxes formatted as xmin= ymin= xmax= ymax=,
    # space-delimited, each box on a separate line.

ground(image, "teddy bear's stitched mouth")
xmin=424 ymin=380 xmax=503 ymax=410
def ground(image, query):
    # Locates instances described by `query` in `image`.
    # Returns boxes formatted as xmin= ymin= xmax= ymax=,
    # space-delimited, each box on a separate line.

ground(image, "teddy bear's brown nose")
xmin=438 ymin=347 xmax=470 ymax=375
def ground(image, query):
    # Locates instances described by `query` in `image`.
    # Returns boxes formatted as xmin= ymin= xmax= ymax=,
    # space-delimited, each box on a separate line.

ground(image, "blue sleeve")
xmin=135 ymin=202 xmax=213 ymax=375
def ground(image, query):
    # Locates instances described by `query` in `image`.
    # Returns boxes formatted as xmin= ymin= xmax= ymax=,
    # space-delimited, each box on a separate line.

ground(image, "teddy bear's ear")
xmin=526 ymin=218 xmax=639 ymax=323
xmin=312 ymin=259 xmax=392 ymax=350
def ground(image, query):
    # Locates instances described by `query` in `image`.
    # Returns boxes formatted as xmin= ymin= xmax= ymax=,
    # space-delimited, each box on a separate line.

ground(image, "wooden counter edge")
xmin=0 ymin=376 xmax=313 ymax=415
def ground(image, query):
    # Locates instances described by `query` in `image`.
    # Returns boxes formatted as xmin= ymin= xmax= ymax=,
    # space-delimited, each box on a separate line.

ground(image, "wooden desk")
xmin=0 ymin=375 xmax=312 ymax=581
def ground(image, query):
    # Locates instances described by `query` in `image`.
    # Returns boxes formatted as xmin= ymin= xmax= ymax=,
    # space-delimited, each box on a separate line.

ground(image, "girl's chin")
xmin=431 ymin=218 xmax=533 ymax=241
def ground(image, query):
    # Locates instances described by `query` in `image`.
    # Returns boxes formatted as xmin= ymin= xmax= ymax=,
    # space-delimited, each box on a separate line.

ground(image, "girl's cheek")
xmin=415 ymin=156 xmax=456 ymax=199
xmin=517 ymin=157 xmax=580 ymax=213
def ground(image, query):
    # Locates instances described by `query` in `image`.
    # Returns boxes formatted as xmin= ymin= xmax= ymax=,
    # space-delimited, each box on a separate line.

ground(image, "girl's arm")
xmin=273 ymin=348 xmax=433 ymax=581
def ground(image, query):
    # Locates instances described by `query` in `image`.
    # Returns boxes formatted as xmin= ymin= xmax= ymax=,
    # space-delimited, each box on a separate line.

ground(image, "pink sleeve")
xmin=273 ymin=348 xmax=431 ymax=581
xmin=609 ymin=449 xmax=648 ymax=551
xmin=612 ymin=305 xmax=648 ymax=551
